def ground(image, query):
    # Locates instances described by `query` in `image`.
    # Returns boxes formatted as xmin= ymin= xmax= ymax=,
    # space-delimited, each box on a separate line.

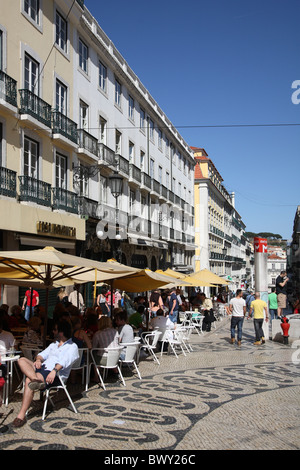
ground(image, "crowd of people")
xmin=0 ymin=272 xmax=298 ymax=426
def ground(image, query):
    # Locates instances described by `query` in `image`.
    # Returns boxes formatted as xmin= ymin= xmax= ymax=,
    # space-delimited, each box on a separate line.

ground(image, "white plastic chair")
xmin=90 ymin=347 xmax=125 ymax=390
xmin=119 ymin=342 xmax=142 ymax=380
xmin=69 ymin=348 xmax=90 ymax=392
xmin=140 ymin=330 xmax=162 ymax=365
xmin=191 ymin=313 xmax=204 ymax=335
xmin=160 ymin=328 xmax=186 ymax=358
xmin=179 ymin=325 xmax=194 ymax=352
xmin=42 ymin=371 xmax=78 ymax=420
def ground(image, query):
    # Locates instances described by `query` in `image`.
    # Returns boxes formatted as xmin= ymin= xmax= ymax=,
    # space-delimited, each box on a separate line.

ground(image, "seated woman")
xmin=22 ymin=316 xmax=43 ymax=347
xmin=92 ymin=316 xmax=120 ymax=365
xmin=71 ymin=316 xmax=92 ymax=350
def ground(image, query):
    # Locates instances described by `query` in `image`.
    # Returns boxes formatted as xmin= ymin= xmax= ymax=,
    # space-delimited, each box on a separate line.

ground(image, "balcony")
xmin=98 ymin=143 xmax=115 ymax=167
xmin=52 ymin=111 xmax=78 ymax=144
xmin=77 ymin=129 xmax=98 ymax=158
xmin=129 ymin=164 xmax=141 ymax=185
xmin=18 ymin=175 xmax=51 ymax=207
xmin=0 ymin=71 xmax=17 ymax=108
xmin=151 ymin=179 xmax=160 ymax=196
xmin=141 ymin=172 xmax=151 ymax=191
xmin=19 ymin=89 xmax=52 ymax=128
xmin=78 ymin=196 xmax=99 ymax=219
xmin=52 ymin=187 xmax=78 ymax=214
xmin=115 ymin=154 xmax=129 ymax=176
xmin=0 ymin=167 xmax=16 ymax=198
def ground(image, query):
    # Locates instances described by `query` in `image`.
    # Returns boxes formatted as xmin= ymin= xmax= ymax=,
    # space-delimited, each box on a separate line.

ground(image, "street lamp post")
xmin=109 ymin=171 xmax=123 ymax=263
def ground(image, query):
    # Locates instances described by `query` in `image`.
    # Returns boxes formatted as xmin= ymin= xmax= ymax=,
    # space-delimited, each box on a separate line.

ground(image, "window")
xmin=178 ymin=152 xmax=182 ymax=169
xmin=79 ymin=100 xmax=89 ymax=129
xmin=166 ymin=172 xmax=170 ymax=189
xmin=140 ymin=107 xmax=145 ymax=131
xmin=115 ymin=130 xmax=121 ymax=154
xmin=55 ymin=152 xmax=67 ymax=189
xmin=24 ymin=53 xmax=39 ymax=94
xmin=150 ymin=158 xmax=154 ymax=178
xmin=55 ymin=11 xmax=67 ymax=53
xmin=115 ymin=78 xmax=121 ymax=107
xmin=100 ymin=175 xmax=107 ymax=203
xmin=24 ymin=136 xmax=39 ymax=178
xmin=129 ymin=141 xmax=134 ymax=162
xmin=130 ymin=190 xmax=136 ymax=210
xmin=99 ymin=116 xmax=107 ymax=144
xmin=158 ymin=129 xmax=162 ymax=149
xmin=158 ymin=166 xmax=162 ymax=184
xmin=56 ymin=80 xmax=67 ymax=114
xmin=140 ymin=150 xmax=145 ymax=170
xmin=128 ymin=95 xmax=134 ymax=121
xmin=24 ymin=0 xmax=40 ymax=24
xmin=149 ymin=119 xmax=154 ymax=142
xmin=79 ymin=38 xmax=88 ymax=73
xmin=99 ymin=60 xmax=107 ymax=92
xmin=165 ymin=137 xmax=170 ymax=158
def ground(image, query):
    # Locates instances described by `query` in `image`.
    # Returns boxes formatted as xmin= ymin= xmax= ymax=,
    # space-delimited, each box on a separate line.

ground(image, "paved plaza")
xmin=0 ymin=317 xmax=299 ymax=452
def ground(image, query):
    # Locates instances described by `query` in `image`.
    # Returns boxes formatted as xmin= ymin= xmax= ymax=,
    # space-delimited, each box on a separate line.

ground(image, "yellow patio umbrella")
xmin=0 ymin=246 xmax=140 ymax=345
xmin=97 ymin=268 xmax=188 ymax=293
xmin=156 ymin=268 xmax=186 ymax=280
xmin=185 ymin=269 xmax=229 ymax=286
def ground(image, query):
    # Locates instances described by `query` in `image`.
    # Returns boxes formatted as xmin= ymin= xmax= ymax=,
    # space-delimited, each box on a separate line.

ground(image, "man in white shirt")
xmin=12 ymin=320 xmax=79 ymax=428
xmin=151 ymin=308 xmax=175 ymax=332
xmin=228 ymin=289 xmax=246 ymax=346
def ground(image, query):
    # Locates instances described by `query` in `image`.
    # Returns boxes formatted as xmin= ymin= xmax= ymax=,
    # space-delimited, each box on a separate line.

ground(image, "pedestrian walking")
xmin=228 ymin=289 xmax=246 ymax=346
xmin=268 ymin=287 xmax=278 ymax=321
xmin=245 ymin=291 xmax=255 ymax=317
xmin=22 ymin=287 xmax=39 ymax=321
xmin=248 ymin=292 xmax=268 ymax=345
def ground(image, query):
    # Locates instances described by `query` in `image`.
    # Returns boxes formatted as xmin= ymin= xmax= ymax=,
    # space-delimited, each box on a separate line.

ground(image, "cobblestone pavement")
xmin=0 ymin=317 xmax=299 ymax=451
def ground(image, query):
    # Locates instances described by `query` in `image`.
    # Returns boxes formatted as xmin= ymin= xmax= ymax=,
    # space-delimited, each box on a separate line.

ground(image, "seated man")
xmin=12 ymin=320 xmax=79 ymax=428
xmin=114 ymin=310 xmax=134 ymax=360
xmin=151 ymin=308 xmax=175 ymax=351
xmin=151 ymin=308 xmax=175 ymax=331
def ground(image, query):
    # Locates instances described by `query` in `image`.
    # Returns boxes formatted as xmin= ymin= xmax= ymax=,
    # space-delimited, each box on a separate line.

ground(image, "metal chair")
xmin=69 ymin=348 xmax=90 ymax=392
xmin=119 ymin=342 xmax=142 ymax=380
xmin=160 ymin=328 xmax=186 ymax=358
xmin=140 ymin=330 xmax=162 ymax=365
xmin=90 ymin=347 xmax=125 ymax=390
xmin=190 ymin=313 xmax=204 ymax=335
xmin=42 ymin=371 xmax=78 ymax=420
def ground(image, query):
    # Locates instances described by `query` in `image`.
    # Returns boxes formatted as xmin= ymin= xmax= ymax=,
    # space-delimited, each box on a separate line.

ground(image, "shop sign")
xmin=37 ymin=221 xmax=76 ymax=239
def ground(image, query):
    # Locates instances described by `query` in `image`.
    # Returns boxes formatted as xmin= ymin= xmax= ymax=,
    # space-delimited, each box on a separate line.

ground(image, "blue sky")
xmin=85 ymin=0 xmax=299 ymax=240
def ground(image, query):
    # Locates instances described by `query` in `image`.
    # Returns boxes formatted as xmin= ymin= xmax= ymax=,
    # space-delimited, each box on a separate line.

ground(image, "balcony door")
xmin=56 ymin=80 xmax=67 ymax=114
xmin=55 ymin=152 xmax=67 ymax=189
xmin=24 ymin=136 xmax=39 ymax=178
xmin=24 ymin=53 xmax=39 ymax=95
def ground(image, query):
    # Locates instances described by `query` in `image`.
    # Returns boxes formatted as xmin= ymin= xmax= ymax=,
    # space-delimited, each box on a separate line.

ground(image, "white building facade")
xmin=73 ymin=5 xmax=195 ymax=270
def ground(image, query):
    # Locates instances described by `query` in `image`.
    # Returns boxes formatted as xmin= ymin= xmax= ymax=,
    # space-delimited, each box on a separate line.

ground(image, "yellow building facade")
xmin=0 ymin=0 xmax=86 ymax=304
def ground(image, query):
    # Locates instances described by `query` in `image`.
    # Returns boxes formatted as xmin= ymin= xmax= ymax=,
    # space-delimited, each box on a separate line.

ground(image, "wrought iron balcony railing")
xmin=52 ymin=187 xmax=78 ymax=213
xmin=98 ymin=143 xmax=115 ymax=166
xmin=0 ymin=71 xmax=17 ymax=107
xmin=0 ymin=166 xmax=17 ymax=198
xmin=19 ymin=89 xmax=52 ymax=127
xmin=77 ymin=129 xmax=98 ymax=156
xmin=18 ymin=175 xmax=52 ymax=207
xmin=51 ymin=110 xmax=78 ymax=144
